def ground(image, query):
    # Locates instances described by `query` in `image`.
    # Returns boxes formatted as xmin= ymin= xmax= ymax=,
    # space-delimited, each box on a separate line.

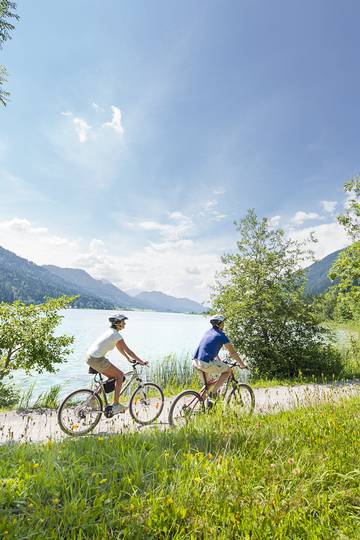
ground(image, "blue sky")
xmin=0 ymin=0 xmax=359 ymax=301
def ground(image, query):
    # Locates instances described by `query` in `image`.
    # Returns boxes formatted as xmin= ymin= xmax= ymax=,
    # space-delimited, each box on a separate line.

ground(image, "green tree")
xmin=212 ymin=209 xmax=342 ymax=378
xmin=328 ymin=177 xmax=360 ymax=321
xmin=0 ymin=0 xmax=19 ymax=106
xmin=329 ymin=242 xmax=360 ymax=321
xmin=0 ymin=297 xmax=75 ymax=404
xmin=337 ymin=175 xmax=360 ymax=241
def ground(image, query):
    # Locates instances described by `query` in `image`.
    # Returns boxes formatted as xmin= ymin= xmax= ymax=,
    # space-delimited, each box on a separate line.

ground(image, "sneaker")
xmin=112 ymin=403 xmax=128 ymax=414
xmin=205 ymin=397 xmax=214 ymax=410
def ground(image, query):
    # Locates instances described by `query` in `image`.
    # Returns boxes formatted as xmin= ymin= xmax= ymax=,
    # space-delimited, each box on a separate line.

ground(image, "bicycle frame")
xmin=92 ymin=364 xmax=144 ymax=410
xmin=197 ymin=365 xmax=237 ymax=401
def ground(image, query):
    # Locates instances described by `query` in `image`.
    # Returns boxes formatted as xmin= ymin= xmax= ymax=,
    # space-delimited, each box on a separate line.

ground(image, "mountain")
xmin=0 ymin=246 xmax=208 ymax=313
xmin=44 ymin=265 xmax=137 ymax=308
xmin=134 ymin=291 xmax=206 ymax=314
xmin=304 ymin=249 xmax=342 ymax=296
xmin=0 ymin=246 xmax=115 ymax=308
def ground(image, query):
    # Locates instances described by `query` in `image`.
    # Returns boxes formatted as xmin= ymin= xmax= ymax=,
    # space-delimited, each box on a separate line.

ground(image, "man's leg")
xmin=212 ymin=369 xmax=231 ymax=394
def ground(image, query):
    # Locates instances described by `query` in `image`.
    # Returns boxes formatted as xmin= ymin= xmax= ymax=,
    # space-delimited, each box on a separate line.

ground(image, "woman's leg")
xmin=101 ymin=364 xmax=124 ymax=405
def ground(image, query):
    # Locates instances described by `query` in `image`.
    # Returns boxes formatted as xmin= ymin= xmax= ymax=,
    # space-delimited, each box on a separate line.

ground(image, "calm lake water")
xmin=14 ymin=309 xmax=210 ymax=399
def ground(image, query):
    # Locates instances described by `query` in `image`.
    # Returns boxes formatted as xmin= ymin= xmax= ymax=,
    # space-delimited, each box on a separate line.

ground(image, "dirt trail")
xmin=1 ymin=381 xmax=359 ymax=444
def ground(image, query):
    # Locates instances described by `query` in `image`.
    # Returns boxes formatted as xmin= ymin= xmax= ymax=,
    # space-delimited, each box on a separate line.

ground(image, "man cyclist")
xmin=86 ymin=313 xmax=148 ymax=414
xmin=192 ymin=315 xmax=247 ymax=403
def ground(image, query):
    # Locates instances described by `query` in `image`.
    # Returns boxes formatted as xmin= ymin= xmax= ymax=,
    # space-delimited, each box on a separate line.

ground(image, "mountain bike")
xmin=168 ymin=361 xmax=255 ymax=427
xmin=57 ymin=361 xmax=164 ymax=436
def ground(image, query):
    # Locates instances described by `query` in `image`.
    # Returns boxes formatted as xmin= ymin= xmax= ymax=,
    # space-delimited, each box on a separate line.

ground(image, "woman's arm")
xmin=116 ymin=340 xmax=148 ymax=365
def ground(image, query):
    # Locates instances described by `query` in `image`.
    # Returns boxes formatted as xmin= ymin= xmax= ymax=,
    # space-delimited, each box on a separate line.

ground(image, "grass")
xmin=0 ymin=396 xmax=359 ymax=538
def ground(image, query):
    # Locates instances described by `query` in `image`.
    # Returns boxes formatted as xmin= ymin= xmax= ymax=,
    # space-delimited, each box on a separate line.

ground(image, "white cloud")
xmin=91 ymin=102 xmax=104 ymax=112
xmin=268 ymin=215 xmax=281 ymax=228
xmin=129 ymin=213 xmax=195 ymax=242
xmin=0 ymin=217 xmax=79 ymax=265
xmin=186 ymin=266 xmax=201 ymax=275
xmin=168 ymin=211 xmax=186 ymax=220
xmin=203 ymin=199 xmax=217 ymax=210
xmin=291 ymin=211 xmax=322 ymax=225
xmin=147 ymin=239 xmax=194 ymax=251
xmin=102 ymin=106 xmax=124 ymax=136
xmin=60 ymin=111 xmax=72 ymax=117
xmin=73 ymin=117 xmax=92 ymax=143
xmin=213 ymin=187 xmax=226 ymax=195
xmin=287 ymin=221 xmax=350 ymax=261
xmin=321 ymin=200 xmax=337 ymax=213
xmin=0 ymin=218 xmax=48 ymax=235
xmin=212 ymin=212 xmax=227 ymax=222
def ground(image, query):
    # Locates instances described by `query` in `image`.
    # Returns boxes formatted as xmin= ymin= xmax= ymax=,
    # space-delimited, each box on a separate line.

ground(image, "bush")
xmin=0 ymin=380 xmax=19 ymax=407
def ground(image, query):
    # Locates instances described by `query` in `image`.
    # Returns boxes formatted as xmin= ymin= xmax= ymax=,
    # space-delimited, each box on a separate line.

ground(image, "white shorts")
xmin=192 ymin=357 xmax=229 ymax=374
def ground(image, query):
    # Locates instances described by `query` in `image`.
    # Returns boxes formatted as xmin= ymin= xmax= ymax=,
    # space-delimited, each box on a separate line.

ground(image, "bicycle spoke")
xmin=169 ymin=390 xmax=204 ymax=427
xmin=226 ymin=383 xmax=255 ymax=415
xmin=129 ymin=383 xmax=164 ymax=425
xmin=58 ymin=389 xmax=102 ymax=436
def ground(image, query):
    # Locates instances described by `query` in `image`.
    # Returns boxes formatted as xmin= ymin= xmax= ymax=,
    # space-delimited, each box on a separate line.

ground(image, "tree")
xmin=212 ymin=209 xmax=342 ymax=378
xmin=337 ymin=175 xmax=360 ymax=241
xmin=0 ymin=0 xmax=19 ymax=106
xmin=328 ymin=176 xmax=360 ymax=321
xmin=0 ymin=296 xmax=75 ymax=404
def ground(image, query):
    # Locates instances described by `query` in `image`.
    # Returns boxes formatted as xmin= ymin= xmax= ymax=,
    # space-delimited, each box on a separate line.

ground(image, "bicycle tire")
xmin=57 ymin=388 xmax=102 ymax=437
xmin=226 ymin=383 xmax=255 ymax=415
xmin=129 ymin=383 xmax=164 ymax=425
xmin=168 ymin=389 xmax=204 ymax=427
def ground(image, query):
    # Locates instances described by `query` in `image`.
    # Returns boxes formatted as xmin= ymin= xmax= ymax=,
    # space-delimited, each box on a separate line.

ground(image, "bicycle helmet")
xmin=209 ymin=314 xmax=225 ymax=326
xmin=109 ymin=313 xmax=128 ymax=325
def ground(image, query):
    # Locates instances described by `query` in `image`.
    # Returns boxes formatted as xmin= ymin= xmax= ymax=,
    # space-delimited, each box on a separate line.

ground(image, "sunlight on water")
xmin=14 ymin=309 xmax=210 ymax=399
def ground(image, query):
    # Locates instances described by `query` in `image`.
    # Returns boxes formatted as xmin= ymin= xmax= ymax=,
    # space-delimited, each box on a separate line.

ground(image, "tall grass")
xmin=0 ymin=396 xmax=359 ymax=538
xmin=17 ymin=383 xmax=62 ymax=411
xmin=148 ymin=353 xmax=200 ymax=394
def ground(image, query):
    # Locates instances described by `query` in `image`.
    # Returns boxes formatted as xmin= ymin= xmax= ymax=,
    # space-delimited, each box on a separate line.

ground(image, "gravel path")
xmin=1 ymin=380 xmax=359 ymax=445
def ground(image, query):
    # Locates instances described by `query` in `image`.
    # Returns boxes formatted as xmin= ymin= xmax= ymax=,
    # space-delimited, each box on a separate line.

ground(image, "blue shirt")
xmin=194 ymin=327 xmax=230 ymax=363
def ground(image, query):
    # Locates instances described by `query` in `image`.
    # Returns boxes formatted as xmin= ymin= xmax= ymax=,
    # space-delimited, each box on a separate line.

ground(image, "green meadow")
xmin=0 ymin=395 xmax=359 ymax=539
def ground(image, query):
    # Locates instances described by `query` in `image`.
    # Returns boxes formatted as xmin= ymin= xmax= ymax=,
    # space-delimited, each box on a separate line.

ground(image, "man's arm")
xmin=224 ymin=342 xmax=247 ymax=368
xmin=116 ymin=340 xmax=148 ymax=365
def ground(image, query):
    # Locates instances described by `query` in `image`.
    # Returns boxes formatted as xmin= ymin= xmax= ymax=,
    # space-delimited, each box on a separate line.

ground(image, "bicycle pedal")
xmin=104 ymin=405 xmax=114 ymax=418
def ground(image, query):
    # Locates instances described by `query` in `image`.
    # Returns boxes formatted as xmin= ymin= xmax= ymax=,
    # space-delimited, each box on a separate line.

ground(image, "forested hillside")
xmin=0 ymin=246 xmax=115 ymax=308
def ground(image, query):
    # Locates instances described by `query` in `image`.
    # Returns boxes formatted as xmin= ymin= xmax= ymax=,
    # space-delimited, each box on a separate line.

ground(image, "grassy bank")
xmin=0 ymin=396 xmax=359 ymax=538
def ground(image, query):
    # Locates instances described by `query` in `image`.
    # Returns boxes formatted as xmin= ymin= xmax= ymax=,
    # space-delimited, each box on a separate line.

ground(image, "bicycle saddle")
xmin=88 ymin=366 xmax=99 ymax=375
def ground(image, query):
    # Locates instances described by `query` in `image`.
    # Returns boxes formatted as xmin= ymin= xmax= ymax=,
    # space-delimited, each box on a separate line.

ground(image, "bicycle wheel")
xmin=57 ymin=389 xmax=102 ymax=436
xmin=129 ymin=383 xmax=164 ymax=425
xmin=168 ymin=390 xmax=204 ymax=427
xmin=226 ymin=383 xmax=255 ymax=415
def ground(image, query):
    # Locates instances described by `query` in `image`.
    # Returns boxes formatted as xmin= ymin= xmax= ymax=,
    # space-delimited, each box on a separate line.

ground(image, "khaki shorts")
xmin=86 ymin=355 xmax=112 ymax=372
xmin=192 ymin=357 xmax=229 ymax=374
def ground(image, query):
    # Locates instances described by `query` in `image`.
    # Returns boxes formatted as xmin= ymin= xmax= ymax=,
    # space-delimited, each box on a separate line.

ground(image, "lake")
xmin=14 ymin=309 xmax=210 ymax=399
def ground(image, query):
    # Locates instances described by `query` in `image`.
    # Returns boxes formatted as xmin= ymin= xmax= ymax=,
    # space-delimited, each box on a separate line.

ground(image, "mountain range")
xmin=0 ymin=246 xmax=206 ymax=313
xmin=304 ymin=249 xmax=342 ymax=296
xmin=0 ymin=244 xmax=342 ymax=313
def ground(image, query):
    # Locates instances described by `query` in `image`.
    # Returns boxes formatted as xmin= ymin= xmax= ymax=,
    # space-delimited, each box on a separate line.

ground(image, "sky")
xmin=0 ymin=0 xmax=359 ymax=302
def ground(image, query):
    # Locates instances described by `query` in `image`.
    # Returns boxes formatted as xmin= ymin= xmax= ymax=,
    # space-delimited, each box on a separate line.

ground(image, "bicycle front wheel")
xmin=57 ymin=389 xmax=102 ymax=436
xmin=226 ymin=383 xmax=255 ymax=415
xmin=129 ymin=383 xmax=164 ymax=425
xmin=168 ymin=390 xmax=204 ymax=427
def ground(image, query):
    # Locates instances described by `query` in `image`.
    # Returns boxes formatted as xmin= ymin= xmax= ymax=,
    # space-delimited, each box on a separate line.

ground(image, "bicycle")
xmin=57 ymin=361 xmax=164 ymax=436
xmin=168 ymin=361 xmax=255 ymax=427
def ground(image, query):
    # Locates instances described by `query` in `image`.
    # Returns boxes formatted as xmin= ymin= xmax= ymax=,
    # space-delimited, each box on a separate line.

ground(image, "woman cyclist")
xmin=86 ymin=313 xmax=148 ymax=414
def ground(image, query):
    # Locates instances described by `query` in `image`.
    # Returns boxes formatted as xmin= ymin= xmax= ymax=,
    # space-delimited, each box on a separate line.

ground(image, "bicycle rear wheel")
xmin=129 ymin=383 xmax=164 ymax=425
xmin=168 ymin=390 xmax=204 ymax=427
xmin=226 ymin=383 xmax=255 ymax=415
xmin=57 ymin=389 xmax=102 ymax=436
